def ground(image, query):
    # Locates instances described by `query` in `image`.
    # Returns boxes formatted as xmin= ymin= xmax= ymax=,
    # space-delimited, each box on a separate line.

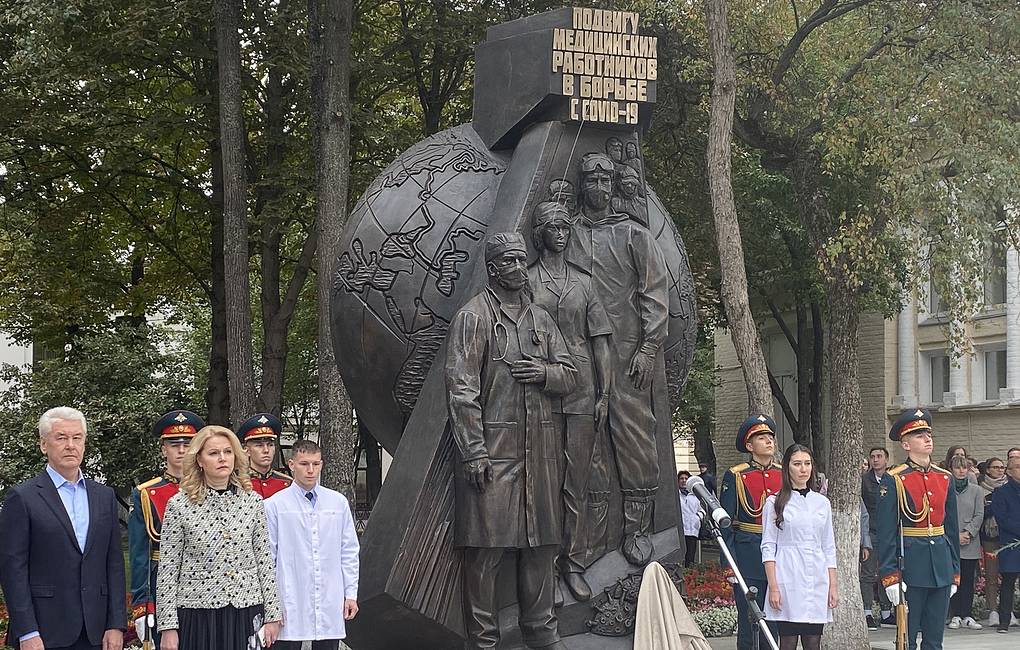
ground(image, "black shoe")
xmin=882 ymin=615 xmax=896 ymax=626
xmin=998 ymin=627 xmax=1009 ymax=634
xmin=866 ymin=615 xmax=878 ymax=631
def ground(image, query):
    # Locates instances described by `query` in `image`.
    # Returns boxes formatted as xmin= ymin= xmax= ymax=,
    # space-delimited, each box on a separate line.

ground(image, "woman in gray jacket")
xmin=948 ymin=455 xmax=984 ymax=630
xmin=157 ymin=426 xmax=282 ymax=649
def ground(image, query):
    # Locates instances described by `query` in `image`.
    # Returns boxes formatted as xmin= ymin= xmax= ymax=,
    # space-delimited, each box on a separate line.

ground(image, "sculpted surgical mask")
xmin=489 ymin=250 xmax=528 ymax=291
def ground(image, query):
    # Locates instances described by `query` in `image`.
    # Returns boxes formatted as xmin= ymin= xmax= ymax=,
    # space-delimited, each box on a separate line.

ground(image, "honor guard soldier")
xmin=237 ymin=413 xmax=292 ymax=498
xmin=128 ymin=409 xmax=205 ymax=648
xmin=877 ymin=408 xmax=960 ymax=650
xmin=720 ymin=414 xmax=783 ymax=650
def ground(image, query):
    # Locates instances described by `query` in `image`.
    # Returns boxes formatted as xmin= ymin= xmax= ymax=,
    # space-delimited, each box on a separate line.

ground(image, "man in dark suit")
xmin=0 ymin=407 xmax=126 ymax=650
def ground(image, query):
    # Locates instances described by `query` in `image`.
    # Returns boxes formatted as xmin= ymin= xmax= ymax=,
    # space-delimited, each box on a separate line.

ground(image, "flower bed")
xmin=684 ymin=561 xmax=737 ymax=637
xmin=684 ymin=562 xmax=736 ymax=610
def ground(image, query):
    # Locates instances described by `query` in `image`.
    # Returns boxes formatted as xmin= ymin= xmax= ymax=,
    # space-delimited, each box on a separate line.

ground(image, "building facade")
xmin=712 ymin=240 xmax=1020 ymax=473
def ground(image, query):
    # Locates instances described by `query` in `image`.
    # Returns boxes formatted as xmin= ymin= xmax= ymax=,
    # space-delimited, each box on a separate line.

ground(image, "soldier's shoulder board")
xmin=137 ymin=476 xmax=164 ymax=491
xmin=888 ymin=463 xmax=909 ymax=476
xmin=930 ymin=465 xmax=952 ymax=476
xmin=271 ymin=470 xmax=292 ymax=482
xmin=729 ymin=462 xmax=750 ymax=473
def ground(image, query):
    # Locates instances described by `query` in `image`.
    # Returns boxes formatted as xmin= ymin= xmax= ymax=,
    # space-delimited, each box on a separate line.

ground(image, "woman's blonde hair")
xmin=180 ymin=425 xmax=252 ymax=503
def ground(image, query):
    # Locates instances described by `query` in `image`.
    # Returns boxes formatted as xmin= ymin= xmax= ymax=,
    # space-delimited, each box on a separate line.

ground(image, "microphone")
xmin=686 ymin=475 xmax=731 ymax=529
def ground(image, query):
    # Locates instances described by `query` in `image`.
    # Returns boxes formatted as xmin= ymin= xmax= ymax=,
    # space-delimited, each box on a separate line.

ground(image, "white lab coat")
xmin=265 ymin=482 xmax=360 ymax=640
xmin=760 ymin=491 xmax=836 ymax=624
xmin=680 ymin=491 xmax=702 ymax=537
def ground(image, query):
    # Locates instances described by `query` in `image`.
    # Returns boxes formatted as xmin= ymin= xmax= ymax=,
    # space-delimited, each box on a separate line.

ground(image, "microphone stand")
xmin=707 ymin=516 xmax=779 ymax=650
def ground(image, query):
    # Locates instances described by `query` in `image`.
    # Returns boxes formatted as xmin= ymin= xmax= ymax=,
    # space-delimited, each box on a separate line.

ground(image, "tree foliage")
xmin=0 ymin=0 xmax=1016 ymax=537
xmin=0 ymin=324 xmax=199 ymax=496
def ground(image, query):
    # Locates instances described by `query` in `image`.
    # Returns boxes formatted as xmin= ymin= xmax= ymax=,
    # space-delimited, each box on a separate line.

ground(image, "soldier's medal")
xmin=879 ymin=485 xmax=888 ymax=498
xmin=721 ymin=483 xmax=729 ymax=492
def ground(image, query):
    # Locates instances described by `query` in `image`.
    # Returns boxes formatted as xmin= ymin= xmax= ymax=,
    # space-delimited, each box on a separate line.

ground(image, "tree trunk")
xmin=693 ymin=421 xmax=717 ymax=476
xmin=196 ymin=22 xmax=231 ymax=427
xmin=704 ymin=0 xmax=772 ymax=416
xmin=259 ymin=320 xmax=288 ymax=416
xmin=791 ymin=154 xmax=867 ymax=649
xmin=309 ymin=0 xmax=356 ymax=500
xmin=208 ymin=162 xmax=231 ymax=426
xmin=256 ymin=32 xmax=286 ymax=417
xmin=822 ymin=285 xmax=868 ymax=650
xmin=810 ymin=291 xmax=826 ymax=460
xmin=215 ymin=0 xmax=256 ymax=426
xmin=795 ymin=301 xmax=812 ymax=447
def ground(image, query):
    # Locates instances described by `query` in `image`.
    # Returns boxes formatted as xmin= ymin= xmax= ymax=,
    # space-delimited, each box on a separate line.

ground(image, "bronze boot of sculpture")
xmin=621 ymin=493 xmax=655 ymax=566
xmin=562 ymin=571 xmax=592 ymax=602
xmin=585 ymin=490 xmax=610 ymax=559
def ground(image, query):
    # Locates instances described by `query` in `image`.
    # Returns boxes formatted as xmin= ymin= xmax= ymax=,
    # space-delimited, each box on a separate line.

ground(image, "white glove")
xmin=950 ymin=584 xmax=958 ymax=598
xmin=134 ymin=616 xmax=146 ymax=640
xmin=886 ymin=583 xmax=906 ymax=607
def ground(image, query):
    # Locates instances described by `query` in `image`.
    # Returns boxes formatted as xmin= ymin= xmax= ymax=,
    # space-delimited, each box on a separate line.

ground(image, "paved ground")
xmin=707 ymin=624 xmax=1019 ymax=649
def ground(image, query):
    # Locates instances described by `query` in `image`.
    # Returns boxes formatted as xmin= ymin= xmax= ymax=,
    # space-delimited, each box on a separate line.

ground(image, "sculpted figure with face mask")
xmin=445 ymin=232 xmax=577 ymax=649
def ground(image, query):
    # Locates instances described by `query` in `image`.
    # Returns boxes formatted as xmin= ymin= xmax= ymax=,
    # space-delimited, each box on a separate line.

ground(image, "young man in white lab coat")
xmin=264 ymin=439 xmax=360 ymax=650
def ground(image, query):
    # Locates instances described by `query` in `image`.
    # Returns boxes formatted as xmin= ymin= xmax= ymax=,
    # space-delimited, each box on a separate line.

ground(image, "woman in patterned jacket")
xmin=157 ymin=426 xmax=282 ymax=650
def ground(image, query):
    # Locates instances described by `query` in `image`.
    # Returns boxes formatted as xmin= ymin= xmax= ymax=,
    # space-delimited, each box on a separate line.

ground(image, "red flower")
xmin=683 ymin=562 xmax=736 ymax=611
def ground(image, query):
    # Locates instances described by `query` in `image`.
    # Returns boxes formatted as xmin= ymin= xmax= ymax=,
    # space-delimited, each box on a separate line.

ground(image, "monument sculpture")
xmin=527 ymin=201 xmax=613 ymax=603
xmin=330 ymin=7 xmax=698 ymax=648
xmin=568 ymin=151 xmax=669 ymax=570
xmin=447 ymin=232 xmax=577 ymax=650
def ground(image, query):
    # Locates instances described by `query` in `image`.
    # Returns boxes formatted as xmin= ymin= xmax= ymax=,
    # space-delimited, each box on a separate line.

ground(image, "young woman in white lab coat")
xmin=761 ymin=444 xmax=838 ymax=650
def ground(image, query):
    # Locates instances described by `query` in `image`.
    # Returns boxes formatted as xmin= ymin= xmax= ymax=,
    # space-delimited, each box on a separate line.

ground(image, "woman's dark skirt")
xmin=178 ymin=604 xmax=265 ymax=650
xmin=776 ymin=621 xmax=824 ymax=636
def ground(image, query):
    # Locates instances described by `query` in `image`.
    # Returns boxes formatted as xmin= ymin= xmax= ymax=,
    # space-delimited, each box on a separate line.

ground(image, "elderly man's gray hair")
xmin=38 ymin=406 xmax=88 ymax=439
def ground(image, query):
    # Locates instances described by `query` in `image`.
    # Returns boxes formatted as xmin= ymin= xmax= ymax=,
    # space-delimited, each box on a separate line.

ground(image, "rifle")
xmin=895 ymin=518 xmax=907 ymax=650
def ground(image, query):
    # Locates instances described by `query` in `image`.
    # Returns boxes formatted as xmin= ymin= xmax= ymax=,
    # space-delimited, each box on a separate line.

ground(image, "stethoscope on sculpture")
xmin=488 ymin=296 xmax=542 ymax=364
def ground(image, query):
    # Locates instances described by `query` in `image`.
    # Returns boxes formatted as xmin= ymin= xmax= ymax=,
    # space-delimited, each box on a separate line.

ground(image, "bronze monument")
xmin=331 ymin=7 xmax=697 ymax=648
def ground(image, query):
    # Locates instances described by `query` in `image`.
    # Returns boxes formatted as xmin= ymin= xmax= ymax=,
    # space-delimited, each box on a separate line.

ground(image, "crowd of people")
xmin=0 ymin=406 xmax=360 ymax=650
xmin=680 ymin=409 xmax=1020 ymax=650
xmin=3 ymin=400 xmax=1019 ymax=650
xmin=860 ymin=442 xmax=1020 ymax=636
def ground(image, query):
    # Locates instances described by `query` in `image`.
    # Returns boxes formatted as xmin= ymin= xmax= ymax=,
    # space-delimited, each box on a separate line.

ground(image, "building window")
xmin=985 ymin=349 xmax=1007 ymax=400
xmin=983 ymin=240 xmax=1007 ymax=306
xmin=929 ymin=353 xmax=950 ymax=404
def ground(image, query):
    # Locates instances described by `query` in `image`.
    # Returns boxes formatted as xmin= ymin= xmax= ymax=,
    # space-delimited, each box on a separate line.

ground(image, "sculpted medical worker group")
xmin=445 ymin=145 xmax=669 ymax=649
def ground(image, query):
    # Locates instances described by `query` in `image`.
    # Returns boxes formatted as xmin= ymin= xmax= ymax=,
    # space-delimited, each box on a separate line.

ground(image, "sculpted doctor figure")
xmin=446 ymin=232 xmax=577 ymax=650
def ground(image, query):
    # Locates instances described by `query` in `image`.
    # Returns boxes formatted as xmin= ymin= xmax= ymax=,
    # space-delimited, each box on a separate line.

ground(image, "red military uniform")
xmin=129 ymin=474 xmax=180 ymax=619
xmin=250 ymin=469 xmax=292 ymax=499
xmin=128 ymin=408 xmax=205 ymax=645
xmin=876 ymin=408 xmax=960 ymax=650
xmin=721 ymin=460 xmax=784 ymax=579
xmin=719 ymin=413 xmax=783 ymax=650
xmin=236 ymin=412 xmax=291 ymax=499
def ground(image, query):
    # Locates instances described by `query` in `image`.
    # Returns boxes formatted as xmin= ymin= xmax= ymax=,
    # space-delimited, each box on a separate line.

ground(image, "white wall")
xmin=0 ymin=333 xmax=32 ymax=390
